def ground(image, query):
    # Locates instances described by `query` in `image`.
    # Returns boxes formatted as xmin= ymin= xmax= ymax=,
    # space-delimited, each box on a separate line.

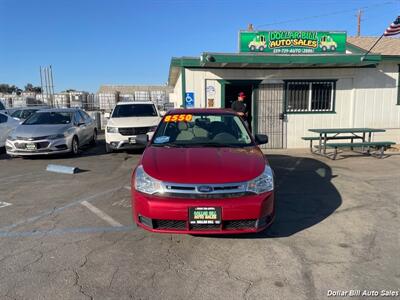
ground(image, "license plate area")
xmin=26 ymin=143 xmax=37 ymax=151
xmin=189 ymin=207 xmax=221 ymax=225
xmin=128 ymin=137 xmax=137 ymax=144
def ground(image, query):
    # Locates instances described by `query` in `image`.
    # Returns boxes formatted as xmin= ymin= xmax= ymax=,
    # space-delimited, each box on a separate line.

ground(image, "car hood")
xmin=141 ymin=146 xmax=266 ymax=184
xmin=108 ymin=117 xmax=160 ymax=128
xmin=13 ymin=124 xmax=71 ymax=138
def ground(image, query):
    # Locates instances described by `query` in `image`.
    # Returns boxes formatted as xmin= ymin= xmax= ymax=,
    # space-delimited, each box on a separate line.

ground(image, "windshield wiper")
xmin=151 ymin=143 xmax=188 ymax=148
xmin=190 ymin=143 xmax=245 ymax=148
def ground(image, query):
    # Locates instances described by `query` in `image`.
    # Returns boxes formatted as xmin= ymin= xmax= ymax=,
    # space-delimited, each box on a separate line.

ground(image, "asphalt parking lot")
xmin=0 ymin=138 xmax=399 ymax=300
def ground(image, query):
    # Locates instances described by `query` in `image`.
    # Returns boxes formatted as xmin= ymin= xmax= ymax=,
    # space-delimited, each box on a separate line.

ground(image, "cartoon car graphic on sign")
xmin=248 ymin=35 xmax=266 ymax=52
xmin=319 ymin=35 xmax=337 ymax=52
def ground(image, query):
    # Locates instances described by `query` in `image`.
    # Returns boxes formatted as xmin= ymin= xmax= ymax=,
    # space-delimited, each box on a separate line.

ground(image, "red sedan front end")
xmin=131 ymin=109 xmax=275 ymax=234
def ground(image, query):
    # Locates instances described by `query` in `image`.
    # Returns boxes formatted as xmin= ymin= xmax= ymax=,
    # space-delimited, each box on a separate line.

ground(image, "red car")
xmin=131 ymin=109 xmax=275 ymax=234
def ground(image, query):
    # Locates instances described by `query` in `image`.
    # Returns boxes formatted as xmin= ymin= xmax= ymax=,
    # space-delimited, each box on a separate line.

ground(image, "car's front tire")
xmin=90 ymin=129 xmax=97 ymax=146
xmin=71 ymin=136 xmax=79 ymax=156
xmin=105 ymin=143 xmax=113 ymax=153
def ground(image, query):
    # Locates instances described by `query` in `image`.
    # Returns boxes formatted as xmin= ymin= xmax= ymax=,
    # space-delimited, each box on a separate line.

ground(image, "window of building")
xmin=285 ymin=80 xmax=336 ymax=113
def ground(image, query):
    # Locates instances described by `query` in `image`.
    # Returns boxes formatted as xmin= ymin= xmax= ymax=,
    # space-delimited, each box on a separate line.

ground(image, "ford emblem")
xmin=198 ymin=186 xmax=213 ymax=193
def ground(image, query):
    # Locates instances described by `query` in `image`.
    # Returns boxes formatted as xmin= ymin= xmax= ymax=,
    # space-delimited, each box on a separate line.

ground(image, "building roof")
xmin=168 ymin=51 xmax=382 ymax=86
xmin=98 ymin=85 xmax=172 ymax=94
xmin=347 ymin=36 xmax=400 ymax=56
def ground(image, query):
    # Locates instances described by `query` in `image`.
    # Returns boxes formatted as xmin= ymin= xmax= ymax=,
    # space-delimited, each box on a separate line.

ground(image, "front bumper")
xmin=5 ymin=137 xmax=72 ymax=156
xmin=132 ymin=189 xmax=275 ymax=234
xmin=105 ymin=132 xmax=153 ymax=150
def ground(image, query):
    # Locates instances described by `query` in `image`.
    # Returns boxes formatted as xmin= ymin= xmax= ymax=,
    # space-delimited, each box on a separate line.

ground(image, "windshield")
xmin=23 ymin=112 xmax=73 ymax=125
xmin=12 ymin=109 xmax=37 ymax=119
xmin=112 ymin=104 xmax=157 ymax=118
xmin=151 ymin=113 xmax=253 ymax=147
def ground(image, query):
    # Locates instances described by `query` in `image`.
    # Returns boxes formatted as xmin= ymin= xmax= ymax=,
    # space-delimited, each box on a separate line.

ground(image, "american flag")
xmin=384 ymin=16 xmax=400 ymax=36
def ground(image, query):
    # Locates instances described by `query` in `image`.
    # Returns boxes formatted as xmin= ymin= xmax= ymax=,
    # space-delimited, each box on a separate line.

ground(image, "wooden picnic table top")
xmin=308 ymin=128 xmax=386 ymax=134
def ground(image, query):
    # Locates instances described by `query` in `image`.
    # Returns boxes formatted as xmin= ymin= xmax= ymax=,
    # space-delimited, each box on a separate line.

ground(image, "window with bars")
xmin=285 ymin=80 xmax=336 ymax=113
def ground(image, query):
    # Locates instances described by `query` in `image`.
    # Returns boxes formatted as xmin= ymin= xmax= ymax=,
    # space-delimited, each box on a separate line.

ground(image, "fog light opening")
xmin=256 ymin=215 xmax=271 ymax=228
xmin=138 ymin=215 xmax=154 ymax=228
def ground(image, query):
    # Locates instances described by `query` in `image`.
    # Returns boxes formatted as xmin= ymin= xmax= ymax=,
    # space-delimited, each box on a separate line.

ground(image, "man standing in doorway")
xmin=231 ymin=92 xmax=249 ymax=127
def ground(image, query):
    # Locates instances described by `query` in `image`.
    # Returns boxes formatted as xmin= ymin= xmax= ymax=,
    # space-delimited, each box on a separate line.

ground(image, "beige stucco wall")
xmin=171 ymin=63 xmax=400 ymax=148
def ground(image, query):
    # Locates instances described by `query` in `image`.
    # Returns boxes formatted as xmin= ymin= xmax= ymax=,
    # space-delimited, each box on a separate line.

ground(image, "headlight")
xmin=134 ymin=165 xmax=164 ymax=195
xmin=47 ymin=134 xmax=66 ymax=140
xmin=148 ymin=126 xmax=158 ymax=132
xmin=246 ymin=165 xmax=274 ymax=194
xmin=107 ymin=126 xmax=118 ymax=133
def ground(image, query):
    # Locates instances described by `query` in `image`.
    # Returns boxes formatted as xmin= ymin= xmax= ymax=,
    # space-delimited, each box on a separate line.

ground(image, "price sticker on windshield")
xmin=164 ymin=114 xmax=193 ymax=122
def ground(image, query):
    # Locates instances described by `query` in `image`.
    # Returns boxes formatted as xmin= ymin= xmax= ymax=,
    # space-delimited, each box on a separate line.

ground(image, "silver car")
xmin=6 ymin=108 xmax=97 ymax=156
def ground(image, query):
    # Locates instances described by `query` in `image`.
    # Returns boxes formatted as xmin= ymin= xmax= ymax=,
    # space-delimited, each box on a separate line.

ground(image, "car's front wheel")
xmin=105 ymin=143 xmax=113 ymax=153
xmin=90 ymin=130 xmax=97 ymax=146
xmin=71 ymin=136 xmax=79 ymax=156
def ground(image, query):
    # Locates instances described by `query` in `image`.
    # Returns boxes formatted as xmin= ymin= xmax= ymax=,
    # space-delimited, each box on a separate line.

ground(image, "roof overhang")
xmin=168 ymin=51 xmax=381 ymax=87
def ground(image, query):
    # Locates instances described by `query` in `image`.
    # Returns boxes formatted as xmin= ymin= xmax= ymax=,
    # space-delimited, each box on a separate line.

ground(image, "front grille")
xmin=190 ymin=224 xmax=221 ymax=230
xmin=224 ymin=219 xmax=257 ymax=230
xmin=37 ymin=142 xmax=49 ymax=149
xmin=157 ymin=192 xmax=249 ymax=199
xmin=153 ymin=219 xmax=186 ymax=230
xmin=162 ymin=182 xmax=248 ymax=197
xmin=118 ymin=127 xmax=150 ymax=136
xmin=141 ymin=218 xmax=266 ymax=232
xmin=14 ymin=142 xmax=49 ymax=150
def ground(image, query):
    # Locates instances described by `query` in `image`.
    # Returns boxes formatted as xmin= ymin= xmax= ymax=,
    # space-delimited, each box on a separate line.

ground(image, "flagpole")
xmin=361 ymin=33 xmax=384 ymax=61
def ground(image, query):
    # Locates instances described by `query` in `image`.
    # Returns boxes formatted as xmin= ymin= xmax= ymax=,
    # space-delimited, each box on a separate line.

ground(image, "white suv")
xmin=105 ymin=102 xmax=161 ymax=152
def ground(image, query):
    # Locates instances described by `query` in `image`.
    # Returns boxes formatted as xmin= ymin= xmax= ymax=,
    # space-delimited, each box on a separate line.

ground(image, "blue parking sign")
xmin=185 ymin=92 xmax=195 ymax=108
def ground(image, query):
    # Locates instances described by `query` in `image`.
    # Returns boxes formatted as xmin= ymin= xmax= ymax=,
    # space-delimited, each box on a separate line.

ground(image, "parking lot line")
xmin=0 ymin=186 xmax=122 ymax=232
xmin=81 ymin=201 xmax=123 ymax=227
xmin=0 ymin=225 xmax=135 ymax=238
xmin=0 ymin=201 xmax=12 ymax=209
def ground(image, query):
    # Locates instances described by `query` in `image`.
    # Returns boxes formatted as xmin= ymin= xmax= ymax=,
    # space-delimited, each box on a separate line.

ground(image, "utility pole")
xmin=357 ymin=9 xmax=363 ymax=37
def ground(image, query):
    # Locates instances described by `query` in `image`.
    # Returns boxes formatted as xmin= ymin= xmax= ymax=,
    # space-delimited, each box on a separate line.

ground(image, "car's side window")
xmin=0 ymin=114 xmax=8 ymax=124
xmin=74 ymin=112 xmax=84 ymax=125
xmin=79 ymin=111 xmax=91 ymax=123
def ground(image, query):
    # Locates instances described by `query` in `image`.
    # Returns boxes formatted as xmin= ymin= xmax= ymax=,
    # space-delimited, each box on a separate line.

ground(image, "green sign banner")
xmin=239 ymin=31 xmax=347 ymax=54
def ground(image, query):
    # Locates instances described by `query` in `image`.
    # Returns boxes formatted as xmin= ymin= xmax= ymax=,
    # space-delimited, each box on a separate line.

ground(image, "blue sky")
xmin=0 ymin=0 xmax=399 ymax=92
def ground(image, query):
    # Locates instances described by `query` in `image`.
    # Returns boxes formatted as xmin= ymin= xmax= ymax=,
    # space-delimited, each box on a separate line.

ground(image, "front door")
xmin=254 ymin=83 xmax=286 ymax=149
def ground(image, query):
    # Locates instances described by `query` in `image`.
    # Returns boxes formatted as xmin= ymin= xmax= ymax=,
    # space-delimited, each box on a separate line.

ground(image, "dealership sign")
xmin=239 ymin=31 xmax=346 ymax=54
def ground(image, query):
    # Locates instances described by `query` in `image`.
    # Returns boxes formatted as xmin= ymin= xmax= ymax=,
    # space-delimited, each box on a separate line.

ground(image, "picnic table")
xmin=302 ymin=128 xmax=395 ymax=159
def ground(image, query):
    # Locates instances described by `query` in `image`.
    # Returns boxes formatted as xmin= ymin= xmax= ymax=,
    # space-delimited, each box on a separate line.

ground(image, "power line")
xmin=255 ymin=1 xmax=397 ymax=29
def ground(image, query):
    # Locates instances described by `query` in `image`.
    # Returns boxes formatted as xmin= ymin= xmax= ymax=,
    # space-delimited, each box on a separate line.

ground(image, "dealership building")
xmin=167 ymin=32 xmax=400 ymax=148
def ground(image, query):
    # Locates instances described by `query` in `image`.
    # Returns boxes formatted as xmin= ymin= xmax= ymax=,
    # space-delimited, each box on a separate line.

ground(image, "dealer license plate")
xmin=128 ymin=137 xmax=137 ymax=144
xmin=189 ymin=207 xmax=221 ymax=225
xmin=26 ymin=143 xmax=37 ymax=151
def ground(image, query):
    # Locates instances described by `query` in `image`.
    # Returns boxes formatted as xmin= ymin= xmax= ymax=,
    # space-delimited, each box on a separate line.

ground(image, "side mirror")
xmin=159 ymin=111 xmax=166 ymax=117
xmin=135 ymin=134 xmax=149 ymax=145
xmin=255 ymin=134 xmax=268 ymax=145
xmin=104 ymin=112 xmax=110 ymax=119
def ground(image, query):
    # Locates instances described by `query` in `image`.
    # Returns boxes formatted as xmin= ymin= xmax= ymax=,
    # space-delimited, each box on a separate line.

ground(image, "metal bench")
xmin=325 ymin=141 xmax=396 ymax=159
xmin=302 ymin=136 xmax=363 ymax=152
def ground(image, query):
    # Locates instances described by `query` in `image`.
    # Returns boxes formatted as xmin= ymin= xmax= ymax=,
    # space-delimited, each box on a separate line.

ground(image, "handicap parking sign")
xmin=185 ymin=92 xmax=195 ymax=108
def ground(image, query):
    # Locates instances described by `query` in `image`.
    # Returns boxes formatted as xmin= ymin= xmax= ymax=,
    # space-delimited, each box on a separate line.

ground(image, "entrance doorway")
xmin=224 ymin=81 xmax=256 ymax=131
xmin=254 ymin=83 xmax=286 ymax=149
